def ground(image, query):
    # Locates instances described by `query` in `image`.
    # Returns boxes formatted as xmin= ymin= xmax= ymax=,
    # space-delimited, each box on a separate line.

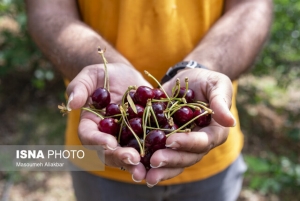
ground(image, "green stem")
xmin=149 ymin=107 xmax=160 ymax=128
xmin=166 ymin=110 xmax=209 ymax=138
xmin=145 ymin=126 xmax=190 ymax=133
xmin=82 ymin=107 xmax=104 ymax=119
xmin=98 ymin=47 xmax=109 ymax=92
xmin=120 ymin=106 xmax=144 ymax=156
xmin=144 ymin=71 xmax=170 ymax=101
xmin=185 ymin=103 xmax=214 ymax=114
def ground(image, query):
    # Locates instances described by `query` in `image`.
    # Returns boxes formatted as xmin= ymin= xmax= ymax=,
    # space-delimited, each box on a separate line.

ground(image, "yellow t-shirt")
xmin=66 ymin=0 xmax=244 ymax=185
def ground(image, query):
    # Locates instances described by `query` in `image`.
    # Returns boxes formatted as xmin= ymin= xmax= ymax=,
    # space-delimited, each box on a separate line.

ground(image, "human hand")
xmin=66 ymin=63 xmax=152 ymax=181
xmin=144 ymin=68 xmax=236 ymax=187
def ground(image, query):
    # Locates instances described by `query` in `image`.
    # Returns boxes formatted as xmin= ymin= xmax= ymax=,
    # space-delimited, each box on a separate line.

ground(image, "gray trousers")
xmin=71 ymin=155 xmax=247 ymax=201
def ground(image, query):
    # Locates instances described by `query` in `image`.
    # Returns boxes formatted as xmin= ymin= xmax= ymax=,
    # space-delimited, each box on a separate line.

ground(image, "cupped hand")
xmin=144 ymin=68 xmax=236 ymax=187
xmin=66 ymin=63 xmax=152 ymax=181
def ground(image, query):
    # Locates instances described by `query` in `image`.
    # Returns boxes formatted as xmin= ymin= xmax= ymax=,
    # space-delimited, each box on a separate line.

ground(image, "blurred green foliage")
xmin=254 ymin=0 xmax=300 ymax=87
xmin=0 ymin=0 xmax=54 ymax=90
xmin=240 ymin=0 xmax=300 ymax=198
xmin=244 ymin=155 xmax=300 ymax=196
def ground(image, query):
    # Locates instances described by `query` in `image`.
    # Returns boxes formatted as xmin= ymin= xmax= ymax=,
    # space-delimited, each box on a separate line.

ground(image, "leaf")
xmin=127 ymin=93 xmax=137 ymax=114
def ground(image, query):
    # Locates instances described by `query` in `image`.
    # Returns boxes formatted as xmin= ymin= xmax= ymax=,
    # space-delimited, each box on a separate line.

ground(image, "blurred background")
xmin=0 ymin=0 xmax=299 ymax=200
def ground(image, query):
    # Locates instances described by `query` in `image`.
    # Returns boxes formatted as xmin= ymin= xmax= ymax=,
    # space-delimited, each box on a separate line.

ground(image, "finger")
xmin=78 ymin=111 xmax=118 ymax=150
xmin=103 ymin=147 xmax=141 ymax=167
xmin=127 ymin=163 xmax=147 ymax=183
xmin=165 ymin=120 xmax=229 ymax=153
xmin=103 ymin=147 xmax=145 ymax=182
xmin=97 ymin=150 xmax=147 ymax=183
xmin=149 ymin=148 xmax=205 ymax=169
xmin=66 ymin=66 xmax=105 ymax=109
xmin=203 ymin=71 xmax=236 ymax=127
xmin=145 ymin=167 xmax=184 ymax=188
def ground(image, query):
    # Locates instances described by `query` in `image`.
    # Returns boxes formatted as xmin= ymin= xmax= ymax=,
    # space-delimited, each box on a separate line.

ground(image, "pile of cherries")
xmin=60 ymin=48 xmax=213 ymax=170
xmin=86 ymin=74 xmax=213 ymax=170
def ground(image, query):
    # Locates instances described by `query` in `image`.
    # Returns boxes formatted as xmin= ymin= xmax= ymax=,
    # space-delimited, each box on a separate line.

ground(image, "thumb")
xmin=207 ymin=74 xmax=236 ymax=127
xmin=209 ymin=94 xmax=236 ymax=127
xmin=66 ymin=82 xmax=91 ymax=110
xmin=65 ymin=65 xmax=106 ymax=110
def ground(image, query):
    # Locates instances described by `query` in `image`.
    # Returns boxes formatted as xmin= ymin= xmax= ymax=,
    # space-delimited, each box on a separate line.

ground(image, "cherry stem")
xmin=144 ymin=71 xmax=170 ymax=100
xmin=142 ymin=100 xmax=153 ymax=153
xmin=171 ymin=78 xmax=181 ymax=98
xmin=166 ymin=110 xmax=209 ymax=138
xmin=98 ymin=47 xmax=109 ymax=92
xmin=146 ymin=126 xmax=190 ymax=133
xmin=196 ymin=100 xmax=209 ymax=107
xmin=81 ymin=107 xmax=104 ymax=119
xmin=118 ymin=119 xmax=125 ymax=143
xmin=149 ymin=107 xmax=160 ymax=128
xmin=186 ymin=103 xmax=214 ymax=114
xmin=183 ymin=77 xmax=189 ymax=99
xmin=120 ymin=106 xmax=145 ymax=157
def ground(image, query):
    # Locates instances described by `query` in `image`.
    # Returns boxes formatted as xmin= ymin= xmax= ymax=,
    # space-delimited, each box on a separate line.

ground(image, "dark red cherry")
xmin=125 ymin=91 xmax=137 ymax=104
xmin=145 ymin=130 xmax=166 ymax=153
xmin=173 ymin=106 xmax=194 ymax=126
xmin=128 ymin=118 xmax=143 ymax=137
xmin=105 ymin=103 xmax=121 ymax=116
xmin=91 ymin=87 xmax=111 ymax=109
xmin=140 ymin=151 xmax=152 ymax=170
xmin=193 ymin=109 xmax=212 ymax=127
xmin=134 ymin=86 xmax=154 ymax=106
xmin=120 ymin=126 xmax=134 ymax=146
xmin=176 ymin=87 xmax=195 ymax=103
xmin=98 ymin=118 xmax=120 ymax=137
xmin=153 ymin=88 xmax=167 ymax=100
xmin=128 ymin=104 xmax=145 ymax=119
xmin=152 ymin=102 xmax=166 ymax=114
xmin=125 ymin=138 xmax=141 ymax=153
xmin=161 ymin=122 xmax=179 ymax=134
xmin=151 ymin=112 xmax=168 ymax=126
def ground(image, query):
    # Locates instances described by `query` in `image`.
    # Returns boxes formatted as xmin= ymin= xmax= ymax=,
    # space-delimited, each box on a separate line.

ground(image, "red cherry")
xmin=173 ymin=106 xmax=194 ymax=126
xmin=161 ymin=123 xmax=179 ymax=134
xmin=153 ymin=88 xmax=167 ymax=100
xmin=152 ymin=102 xmax=166 ymax=114
xmin=145 ymin=130 xmax=166 ymax=153
xmin=193 ymin=109 xmax=212 ymax=127
xmin=98 ymin=118 xmax=120 ymax=137
xmin=140 ymin=151 xmax=152 ymax=170
xmin=151 ymin=112 xmax=168 ymax=126
xmin=120 ymin=126 xmax=134 ymax=146
xmin=128 ymin=118 xmax=143 ymax=137
xmin=176 ymin=87 xmax=195 ymax=103
xmin=128 ymin=104 xmax=145 ymax=119
xmin=134 ymin=86 xmax=154 ymax=106
xmin=91 ymin=87 xmax=111 ymax=109
xmin=105 ymin=103 xmax=121 ymax=116
xmin=125 ymin=138 xmax=141 ymax=153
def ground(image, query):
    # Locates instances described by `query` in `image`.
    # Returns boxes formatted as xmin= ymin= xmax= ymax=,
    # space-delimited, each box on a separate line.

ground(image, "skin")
xmin=25 ymin=0 xmax=273 ymax=187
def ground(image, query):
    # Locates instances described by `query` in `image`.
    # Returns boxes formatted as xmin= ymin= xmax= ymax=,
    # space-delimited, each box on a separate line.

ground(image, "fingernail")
xmin=229 ymin=112 xmax=236 ymax=127
xmin=125 ymin=158 xmax=140 ymax=165
xmin=132 ymin=174 xmax=142 ymax=183
xmin=147 ymin=180 xmax=159 ymax=188
xmin=104 ymin=144 xmax=117 ymax=151
xmin=66 ymin=92 xmax=74 ymax=111
xmin=165 ymin=141 xmax=180 ymax=149
xmin=150 ymin=161 xmax=166 ymax=168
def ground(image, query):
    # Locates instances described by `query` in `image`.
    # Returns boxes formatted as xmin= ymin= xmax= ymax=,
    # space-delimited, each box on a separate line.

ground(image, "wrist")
xmin=161 ymin=60 xmax=208 ymax=84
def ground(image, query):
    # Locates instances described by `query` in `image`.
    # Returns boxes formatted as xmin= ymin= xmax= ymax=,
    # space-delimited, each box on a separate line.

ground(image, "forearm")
xmin=185 ymin=0 xmax=273 ymax=80
xmin=25 ymin=0 xmax=130 ymax=80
